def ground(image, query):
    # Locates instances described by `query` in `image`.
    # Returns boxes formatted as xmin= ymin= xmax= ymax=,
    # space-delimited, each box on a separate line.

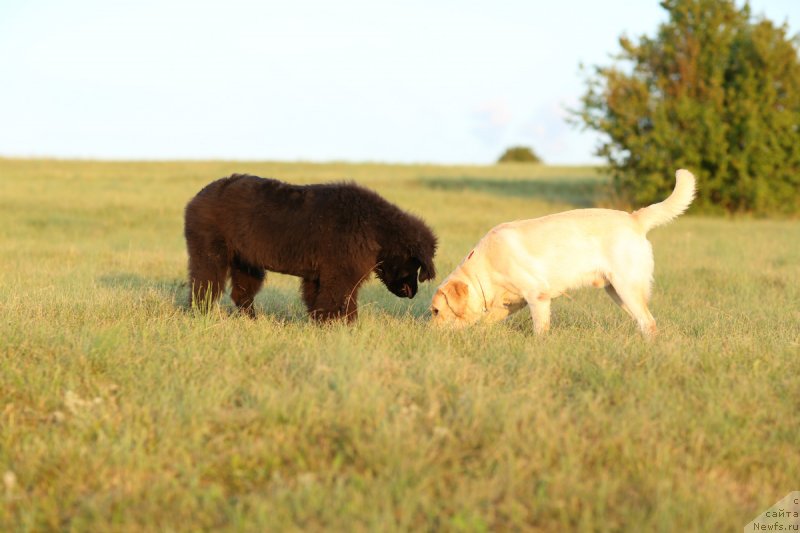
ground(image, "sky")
xmin=1 ymin=0 xmax=799 ymax=165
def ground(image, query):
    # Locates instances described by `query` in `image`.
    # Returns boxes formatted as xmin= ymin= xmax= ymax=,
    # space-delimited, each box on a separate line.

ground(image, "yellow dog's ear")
xmin=443 ymin=280 xmax=469 ymax=317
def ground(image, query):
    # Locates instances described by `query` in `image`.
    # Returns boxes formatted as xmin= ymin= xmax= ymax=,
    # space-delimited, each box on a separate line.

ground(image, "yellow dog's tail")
xmin=633 ymin=169 xmax=696 ymax=233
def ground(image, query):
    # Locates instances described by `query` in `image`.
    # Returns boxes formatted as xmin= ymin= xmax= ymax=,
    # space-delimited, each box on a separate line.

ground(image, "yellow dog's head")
xmin=430 ymin=278 xmax=484 ymax=327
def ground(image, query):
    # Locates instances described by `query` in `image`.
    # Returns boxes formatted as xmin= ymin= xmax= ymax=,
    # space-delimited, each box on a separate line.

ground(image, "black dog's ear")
xmin=416 ymin=256 xmax=436 ymax=282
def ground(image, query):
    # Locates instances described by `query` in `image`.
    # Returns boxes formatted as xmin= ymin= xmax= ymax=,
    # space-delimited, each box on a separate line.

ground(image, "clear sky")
xmin=2 ymin=0 xmax=798 ymax=165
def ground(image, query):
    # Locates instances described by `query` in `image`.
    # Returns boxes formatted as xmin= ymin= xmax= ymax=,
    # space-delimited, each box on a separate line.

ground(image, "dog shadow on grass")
xmin=98 ymin=273 xmax=187 ymax=305
xmin=98 ymin=272 xmax=431 ymax=323
xmin=97 ymin=272 xmax=299 ymax=321
xmin=420 ymin=176 xmax=610 ymax=208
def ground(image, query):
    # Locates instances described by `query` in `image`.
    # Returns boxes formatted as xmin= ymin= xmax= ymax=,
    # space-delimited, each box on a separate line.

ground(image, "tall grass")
xmin=1 ymin=158 xmax=798 ymax=531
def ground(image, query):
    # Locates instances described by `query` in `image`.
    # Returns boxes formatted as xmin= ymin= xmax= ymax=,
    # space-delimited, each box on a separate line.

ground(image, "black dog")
xmin=183 ymin=174 xmax=437 ymax=321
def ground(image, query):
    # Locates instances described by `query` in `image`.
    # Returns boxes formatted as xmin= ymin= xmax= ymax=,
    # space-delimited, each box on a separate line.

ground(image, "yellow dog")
xmin=431 ymin=169 xmax=696 ymax=337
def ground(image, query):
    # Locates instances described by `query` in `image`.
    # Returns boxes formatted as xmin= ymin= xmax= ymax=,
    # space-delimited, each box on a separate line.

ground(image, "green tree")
xmin=575 ymin=0 xmax=800 ymax=214
xmin=497 ymin=145 xmax=542 ymax=163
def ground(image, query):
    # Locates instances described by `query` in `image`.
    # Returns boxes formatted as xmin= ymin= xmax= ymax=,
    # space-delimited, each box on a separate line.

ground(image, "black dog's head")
xmin=375 ymin=254 xmax=436 ymax=299
xmin=373 ymin=204 xmax=437 ymax=299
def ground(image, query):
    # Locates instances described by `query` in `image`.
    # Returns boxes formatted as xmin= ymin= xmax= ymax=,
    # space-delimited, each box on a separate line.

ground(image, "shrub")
xmin=574 ymin=0 xmax=800 ymax=215
xmin=497 ymin=146 xmax=542 ymax=163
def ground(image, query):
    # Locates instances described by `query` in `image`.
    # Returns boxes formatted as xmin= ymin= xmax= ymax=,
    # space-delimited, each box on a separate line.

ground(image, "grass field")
xmin=1 ymin=158 xmax=799 ymax=531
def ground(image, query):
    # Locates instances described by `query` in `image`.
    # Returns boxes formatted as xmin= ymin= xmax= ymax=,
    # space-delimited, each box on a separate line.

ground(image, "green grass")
xmin=1 ymin=158 xmax=799 ymax=531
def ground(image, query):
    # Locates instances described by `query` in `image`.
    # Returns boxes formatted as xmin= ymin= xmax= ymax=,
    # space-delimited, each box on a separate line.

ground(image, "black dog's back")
xmin=186 ymin=175 xmax=390 ymax=274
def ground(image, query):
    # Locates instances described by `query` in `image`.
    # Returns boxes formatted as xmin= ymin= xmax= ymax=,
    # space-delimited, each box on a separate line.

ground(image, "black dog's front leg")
xmin=303 ymin=274 xmax=361 ymax=323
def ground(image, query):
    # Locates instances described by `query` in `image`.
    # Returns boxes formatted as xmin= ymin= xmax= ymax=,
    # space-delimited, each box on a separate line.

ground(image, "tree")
xmin=497 ymin=145 xmax=542 ymax=163
xmin=575 ymin=0 xmax=800 ymax=215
